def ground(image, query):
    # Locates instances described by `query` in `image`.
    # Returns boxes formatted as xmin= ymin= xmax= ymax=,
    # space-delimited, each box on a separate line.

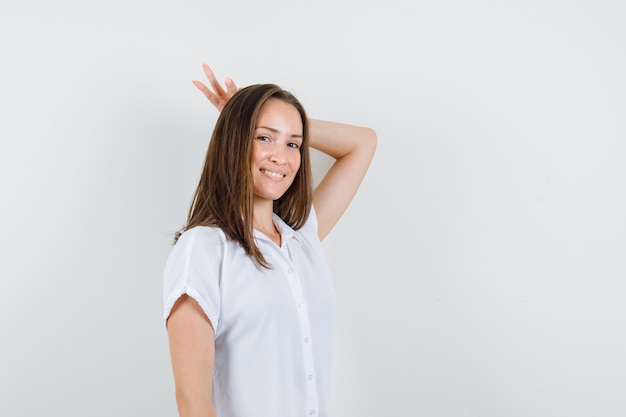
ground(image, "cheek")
xmin=251 ymin=144 xmax=264 ymax=164
xmin=292 ymin=151 xmax=302 ymax=168
xmin=292 ymin=155 xmax=301 ymax=172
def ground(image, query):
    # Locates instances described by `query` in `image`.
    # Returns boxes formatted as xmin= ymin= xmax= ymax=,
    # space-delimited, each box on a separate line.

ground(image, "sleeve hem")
xmin=163 ymin=286 xmax=219 ymax=332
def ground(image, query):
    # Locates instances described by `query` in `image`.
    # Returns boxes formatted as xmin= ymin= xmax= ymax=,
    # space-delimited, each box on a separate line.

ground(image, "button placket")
xmin=283 ymin=256 xmax=320 ymax=416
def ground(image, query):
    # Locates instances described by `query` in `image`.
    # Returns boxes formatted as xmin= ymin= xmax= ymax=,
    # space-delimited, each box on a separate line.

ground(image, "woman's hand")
xmin=192 ymin=63 xmax=239 ymax=113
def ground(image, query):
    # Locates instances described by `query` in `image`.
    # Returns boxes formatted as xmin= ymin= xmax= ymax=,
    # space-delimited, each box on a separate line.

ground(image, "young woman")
xmin=164 ymin=64 xmax=376 ymax=417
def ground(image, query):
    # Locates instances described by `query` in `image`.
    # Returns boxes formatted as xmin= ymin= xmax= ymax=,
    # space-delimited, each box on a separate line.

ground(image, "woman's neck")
xmin=253 ymin=198 xmax=281 ymax=246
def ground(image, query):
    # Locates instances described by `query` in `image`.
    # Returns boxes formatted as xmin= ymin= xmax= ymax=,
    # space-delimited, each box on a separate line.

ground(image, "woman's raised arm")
xmin=309 ymin=120 xmax=376 ymax=240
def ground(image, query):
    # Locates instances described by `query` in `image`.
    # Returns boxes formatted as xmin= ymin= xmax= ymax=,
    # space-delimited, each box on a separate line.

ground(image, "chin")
xmin=254 ymin=189 xmax=288 ymax=202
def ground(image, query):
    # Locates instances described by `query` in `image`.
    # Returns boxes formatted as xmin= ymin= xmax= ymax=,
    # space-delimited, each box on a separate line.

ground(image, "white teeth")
xmin=261 ymin=169 xmax=284 ymax=178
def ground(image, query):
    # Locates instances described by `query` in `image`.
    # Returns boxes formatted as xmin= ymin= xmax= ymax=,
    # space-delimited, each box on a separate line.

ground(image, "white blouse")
xmin=163 ymin=208 xmax=335 ymax=417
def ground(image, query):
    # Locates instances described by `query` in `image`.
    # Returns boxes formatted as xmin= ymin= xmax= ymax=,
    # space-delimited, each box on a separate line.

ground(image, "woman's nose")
xmin=270 ymin=145 xmax=287 ymax=165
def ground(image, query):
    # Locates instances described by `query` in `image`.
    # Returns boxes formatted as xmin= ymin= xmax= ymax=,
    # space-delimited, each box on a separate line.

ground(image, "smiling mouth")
xmin=261 ymin=169 xmax=286 ymax=179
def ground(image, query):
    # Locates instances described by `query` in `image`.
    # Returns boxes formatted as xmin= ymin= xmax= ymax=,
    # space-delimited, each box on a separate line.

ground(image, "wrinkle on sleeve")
xmin=163 ymin=227 xmax=224 ymax=331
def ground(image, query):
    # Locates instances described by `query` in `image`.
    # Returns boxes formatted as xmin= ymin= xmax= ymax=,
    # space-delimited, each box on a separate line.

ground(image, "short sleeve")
xmin=299 ymin=204 xmax=319 ymax=240
xmin=163 ymin=226 xmax=225 ymax=330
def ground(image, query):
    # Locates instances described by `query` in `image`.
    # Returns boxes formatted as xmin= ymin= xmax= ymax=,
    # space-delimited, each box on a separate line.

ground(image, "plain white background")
xmin=1 ymin=0 xmax=625 ymax=416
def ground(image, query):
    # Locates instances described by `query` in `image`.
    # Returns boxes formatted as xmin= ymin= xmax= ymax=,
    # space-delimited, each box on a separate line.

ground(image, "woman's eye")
xmin=257 ymin=135 xmax=270 ymax=142
xmin=288 ymin=142 xmax=300 ymax=149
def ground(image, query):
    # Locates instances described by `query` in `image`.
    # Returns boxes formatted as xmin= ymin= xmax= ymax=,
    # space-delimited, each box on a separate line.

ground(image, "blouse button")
xmin=309 ymin=410 xmax=316 ymax=415
xmin=308 ymin=374 xmax=314 ymax=381
xmin=304 ymin=337 xmax=310 ymax=343
xmin=287 ymin=268 xmax=293 ymax=274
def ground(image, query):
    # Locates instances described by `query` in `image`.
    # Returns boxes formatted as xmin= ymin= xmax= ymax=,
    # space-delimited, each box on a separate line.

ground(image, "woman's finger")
xmin=192 ymin=80 xmax=221 ymax=109
xmin=202 ymin=63 xmax=226 ymax=98
xmin=225 ymin=77 xmax=238 ymax=97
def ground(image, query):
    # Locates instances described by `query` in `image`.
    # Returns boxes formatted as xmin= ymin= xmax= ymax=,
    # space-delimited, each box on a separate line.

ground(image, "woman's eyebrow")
xmin=256 ymin=126 xmax=303 ymax=139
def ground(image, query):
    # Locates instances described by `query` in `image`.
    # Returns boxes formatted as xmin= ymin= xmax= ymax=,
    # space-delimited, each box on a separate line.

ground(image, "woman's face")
xmin=251 ymin=99 xmax=303 ymax=203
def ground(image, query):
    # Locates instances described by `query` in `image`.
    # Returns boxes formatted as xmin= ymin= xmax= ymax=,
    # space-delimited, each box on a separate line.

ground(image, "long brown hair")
xmin=175 ymin=84 xmax=312 ymax=268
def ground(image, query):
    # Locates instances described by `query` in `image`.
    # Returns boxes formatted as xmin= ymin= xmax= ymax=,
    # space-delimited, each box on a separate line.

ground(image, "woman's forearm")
xmin=308 ymin=119 xmax=377 ymax=160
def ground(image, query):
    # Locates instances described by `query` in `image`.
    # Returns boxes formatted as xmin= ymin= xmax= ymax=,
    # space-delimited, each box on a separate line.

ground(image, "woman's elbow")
xmin=362 ymin=127 xmax=377 ymax=155
xmin=175 ymin=386 xmax=216 ymax=417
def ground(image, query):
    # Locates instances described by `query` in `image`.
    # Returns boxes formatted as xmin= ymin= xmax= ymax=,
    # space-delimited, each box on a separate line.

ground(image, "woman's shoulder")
xmin=166 ymin=226 xmax=228 ymax=272
xmin=175 ymin=225 xmax=227 ymax=249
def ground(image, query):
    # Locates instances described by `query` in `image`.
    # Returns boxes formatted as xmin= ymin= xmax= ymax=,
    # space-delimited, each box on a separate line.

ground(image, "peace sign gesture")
xmin=192 ymin=63 xmax=239 ymax=113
